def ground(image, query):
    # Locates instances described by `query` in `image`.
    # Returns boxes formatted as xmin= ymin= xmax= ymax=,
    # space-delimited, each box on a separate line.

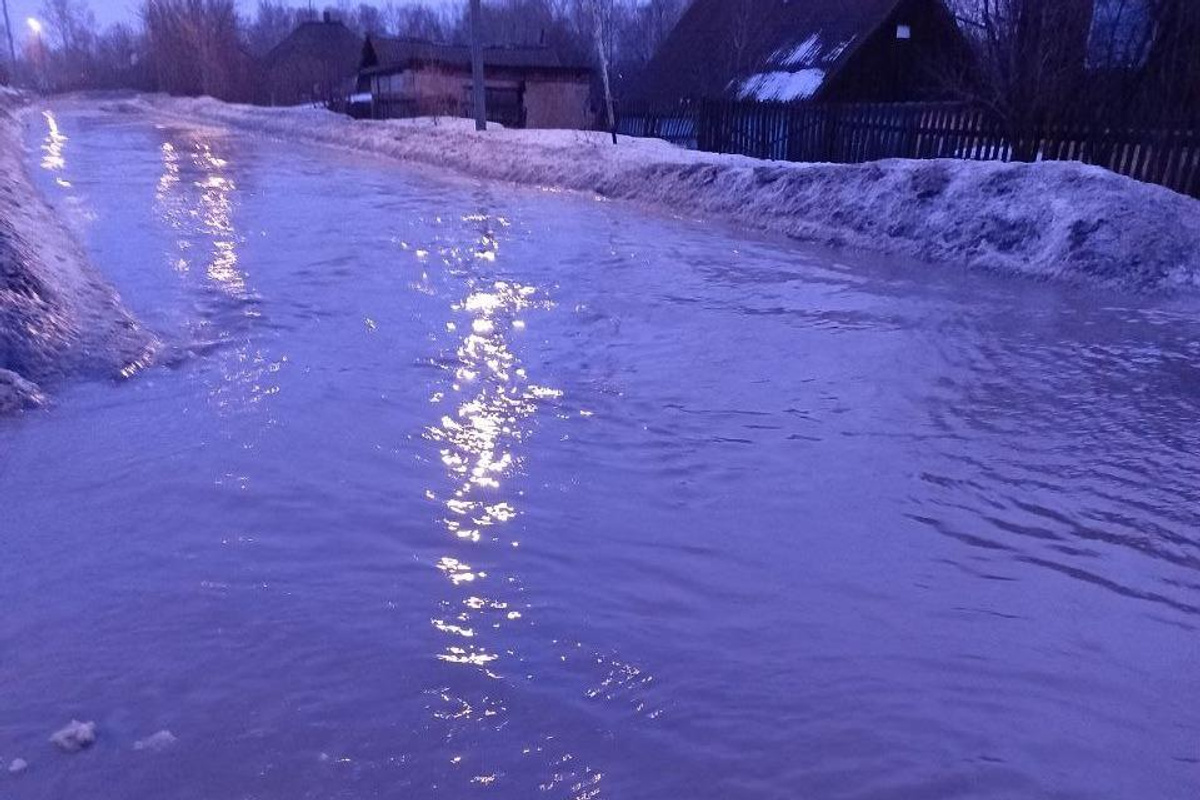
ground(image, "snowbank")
xmin=118 ymin=95 xmax=1200 ymax=293
xmin=0 ymin=91 xmax=155 ymax=413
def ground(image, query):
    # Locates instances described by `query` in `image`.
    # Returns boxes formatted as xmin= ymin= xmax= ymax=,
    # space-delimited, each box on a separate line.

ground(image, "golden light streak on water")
xmin=421 ymin=213 xmax=562 ymax=690
xmin=40 ymin=111 xmax=67 ymax=173
xmin=152 ymin=131 xmax=283 ymax=416
xmin=193 ymin=141 xmax=246 ymax=297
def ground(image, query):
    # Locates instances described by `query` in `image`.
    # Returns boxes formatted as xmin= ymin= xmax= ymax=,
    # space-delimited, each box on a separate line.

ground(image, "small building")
xmin=357 ymin=37 xmax=593 ymax=129
xmin=634 ymin=0 xmax=964 ymax=105
xmin=263 ymin=14 xmax=363 ymax=107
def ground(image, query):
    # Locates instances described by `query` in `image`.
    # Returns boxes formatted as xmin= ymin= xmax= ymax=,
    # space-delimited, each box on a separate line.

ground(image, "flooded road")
xmin=2 ymin=101 xmax=1198 ymax=799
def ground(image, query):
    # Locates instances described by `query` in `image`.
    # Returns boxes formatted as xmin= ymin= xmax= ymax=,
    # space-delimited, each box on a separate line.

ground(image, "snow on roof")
xmin=731 ymin=31 xmax=856 ymax=102
xmin=635 ymin=0 xmax=906 ymax=103
xmin=772 ymin=33 xmax=856 ymax=70
xmin=737 ymin=69 xmax=827 ymax=102
xmin=776 ymin=34 xmax=823 ymax=68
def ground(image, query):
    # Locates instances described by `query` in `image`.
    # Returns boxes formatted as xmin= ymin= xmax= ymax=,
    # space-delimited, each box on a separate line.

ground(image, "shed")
xmin=358 ymin=37 xmax=594 ymax=129
xmin=634 ymin=0 xmax=964 ymax=105
xmin=263 ymin=15 xmax=363 ymax=107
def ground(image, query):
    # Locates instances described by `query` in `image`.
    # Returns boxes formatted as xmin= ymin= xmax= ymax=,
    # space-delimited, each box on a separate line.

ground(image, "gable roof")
xmin=361 ymin=36 xmax=589 ymax=75
xmin=265 ymin=20 xmax=363 ymax=71
xmin=636 ymin=0 xmax=916 ymax=103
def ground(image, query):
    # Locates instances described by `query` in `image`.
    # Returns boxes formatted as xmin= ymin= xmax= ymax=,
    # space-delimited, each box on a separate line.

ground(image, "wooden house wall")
xmin=822 ymin=0 xmax=962 ymax=103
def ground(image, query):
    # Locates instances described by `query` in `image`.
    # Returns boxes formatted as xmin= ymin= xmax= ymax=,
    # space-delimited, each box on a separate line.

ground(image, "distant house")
xmin=263 ymin=13 xmax=363 ymax=107
xmin=634 ymin=0 xmax=964 ymax=105
xmin=357 ymin=37 xmax=593 ymax=129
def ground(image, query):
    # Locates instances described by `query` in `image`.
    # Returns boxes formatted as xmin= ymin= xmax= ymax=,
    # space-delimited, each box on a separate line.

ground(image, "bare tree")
xmin=244 ymin=0 xmax=299 ymax=57
xmin=40 ymin=0 xmax=95 ymax=54
xmin=573 ymin=0 xmax=617 ymax=133
xmin=2 ymin=0 xmax=17 ymax=79
xmin=351 ymin=3 xmax=389 ymax=36
xmin=1109 ymin=0 xmax=1200 ymax=118
xmin=142 ymin=0 xmax=252 ymax=101
xmin=91 ymin=22 xmax=148 ymax=89
xmin=937 ymin=0 xmax=1095 ymax=156
xmin=941 ymin=0 xmax=1199 ymax=147
xmin=387 ymin=1 xmax=454 ymax=40
xmin=444 ymin=0 xmax=579 ymax=52
xmin=35 ymin=0 xmax=100 ymax=87
xmin=615 ymin=0 xmax=688 ymax=70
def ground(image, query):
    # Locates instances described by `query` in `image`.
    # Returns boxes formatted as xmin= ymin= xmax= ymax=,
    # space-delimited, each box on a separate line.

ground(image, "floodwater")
xmin=2 ymin=101 xmax=1198 ymax=800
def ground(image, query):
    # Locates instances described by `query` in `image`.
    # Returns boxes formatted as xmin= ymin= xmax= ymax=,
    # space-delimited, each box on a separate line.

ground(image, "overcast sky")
xmin=4 ymin=0 xmax=458 ymax=41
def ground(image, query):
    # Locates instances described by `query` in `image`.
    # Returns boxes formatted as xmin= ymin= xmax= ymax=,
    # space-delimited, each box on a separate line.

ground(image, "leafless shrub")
xmin=939 ymin=0 xmax=1200 ymax=150
xmin=141 ymin=0 xmax=254 ymax=101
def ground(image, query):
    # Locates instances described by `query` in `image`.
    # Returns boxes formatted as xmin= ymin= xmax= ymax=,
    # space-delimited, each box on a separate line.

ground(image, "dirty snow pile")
xmin=119 ymin=96 xmax=1200 ymax=291
xmin=0 ymin=92 xmax=155 ymax=413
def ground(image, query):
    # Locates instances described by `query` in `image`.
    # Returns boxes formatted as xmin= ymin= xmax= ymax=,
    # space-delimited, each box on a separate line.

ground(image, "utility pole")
xmin=469 ymin=0 xmax=486 ymax=131
xmin=1 ymin=0 xmax=17 ymax=82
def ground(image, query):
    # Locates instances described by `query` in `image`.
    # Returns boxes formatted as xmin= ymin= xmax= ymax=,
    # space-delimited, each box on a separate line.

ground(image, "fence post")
xmin=823 ymin=104 xmax=837 ymax=162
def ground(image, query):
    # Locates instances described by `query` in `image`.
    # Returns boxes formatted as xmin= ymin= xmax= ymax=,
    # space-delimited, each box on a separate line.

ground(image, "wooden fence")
xmin=336 ymin=95 xmax=527 ymax=128
xmin=617 ymin=100 xmax=1200 ymax=199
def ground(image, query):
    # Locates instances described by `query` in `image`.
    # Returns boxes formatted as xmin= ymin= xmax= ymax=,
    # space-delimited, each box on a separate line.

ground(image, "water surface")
xmin=2 ymin=101 xmax=1198 ymax=799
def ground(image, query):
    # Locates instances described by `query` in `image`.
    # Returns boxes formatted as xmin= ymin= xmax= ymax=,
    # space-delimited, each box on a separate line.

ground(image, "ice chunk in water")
xmin=49 ymin=720 xmax=96 ymax=753
xmin=134 ymin=730 xmax=177 ymax=752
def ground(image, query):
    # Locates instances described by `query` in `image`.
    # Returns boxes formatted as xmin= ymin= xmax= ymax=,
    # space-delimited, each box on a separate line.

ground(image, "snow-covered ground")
xmin=118 ymin=94 xmax=1200 ymax=293
xmin=0 ymin=91 xmax=156 ymax=413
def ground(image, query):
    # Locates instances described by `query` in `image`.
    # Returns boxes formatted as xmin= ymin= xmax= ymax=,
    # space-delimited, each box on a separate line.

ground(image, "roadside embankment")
xmin=130 ymin=95 xmax=1200 ymax=293
xmin=0 ymin=90 xmax=155 ymax=413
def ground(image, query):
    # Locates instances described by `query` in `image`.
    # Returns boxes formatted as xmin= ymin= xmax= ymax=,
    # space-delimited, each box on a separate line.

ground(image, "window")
xmin=896 ymin=24 xmax=912 ymax=40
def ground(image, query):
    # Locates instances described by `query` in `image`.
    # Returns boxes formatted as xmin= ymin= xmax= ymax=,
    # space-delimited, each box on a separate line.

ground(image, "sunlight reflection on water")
xmin=152 ymin=129 xmax=284 ymax=419
xmin=423 ymin=211 xmax=561 ymax=683
xmin=39 ymin=110 xmax=70 ymax=186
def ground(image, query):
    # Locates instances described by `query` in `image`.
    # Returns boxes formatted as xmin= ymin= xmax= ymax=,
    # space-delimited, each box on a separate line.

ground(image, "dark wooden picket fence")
xmin=617 ymin=99 xmax=1200 ymax=199
xmin=336 ymin=96 xmax=527 ymax=128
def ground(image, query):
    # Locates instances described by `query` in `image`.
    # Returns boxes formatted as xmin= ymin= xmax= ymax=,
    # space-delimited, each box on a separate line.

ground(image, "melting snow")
xmin=738 ymin=69 xmax=827 ymax=102
xmin=1 ymin=91 xmax=157 ymax=413
xmin=134 ymin=730 xmax=178 ymax=752
xmin=772 ymin=34 xmax=855 ymax=69
xmin=777 ymin=33 xmax=822 ymax=67
xmin=49 ymin=720 xmax=97 ymax=753
xmin=823 ymin=37 xmax=855 ymax=62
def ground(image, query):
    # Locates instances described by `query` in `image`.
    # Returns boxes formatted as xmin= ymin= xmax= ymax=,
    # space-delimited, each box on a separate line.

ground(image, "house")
xmin=263 ymin=13 xmax=363 ymax=107
xmin=357 ymin=36 xmax=593 ymax=129
xmin=634 ymin=0 xmax=965 ymax=105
